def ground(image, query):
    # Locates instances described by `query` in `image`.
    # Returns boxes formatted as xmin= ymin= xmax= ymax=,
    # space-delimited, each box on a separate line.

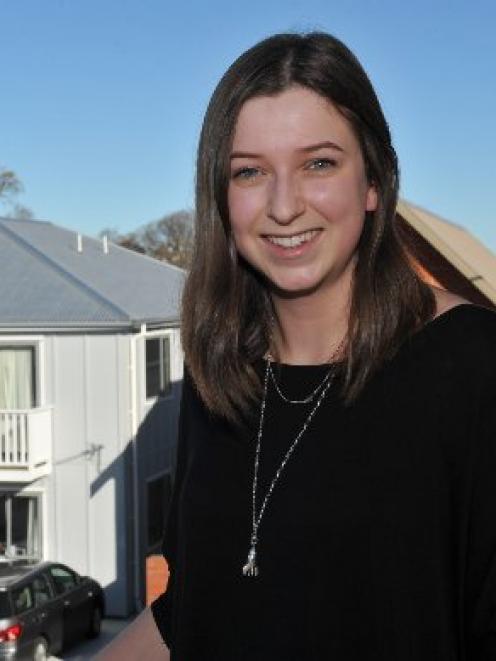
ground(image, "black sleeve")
xmin=151 ymin=367 xmax=192 ymax=647
xmin=465 ymin=356 xmax=496 ymax=659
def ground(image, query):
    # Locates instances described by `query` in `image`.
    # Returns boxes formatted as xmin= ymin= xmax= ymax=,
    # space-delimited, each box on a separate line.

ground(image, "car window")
xmin=49 ymin=566 xmax=77 ymax=595
xmin=0 ymin=591 xmax=11 ymax=618
xmin=32 ymin=574 xmax=52 ymax=607
xmin=12 ymin=585 xmax=32 ymax=614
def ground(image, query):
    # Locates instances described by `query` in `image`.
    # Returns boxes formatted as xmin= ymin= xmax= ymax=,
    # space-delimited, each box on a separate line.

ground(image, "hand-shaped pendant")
xmin=242 ymin=546 xmax=259 ymax=577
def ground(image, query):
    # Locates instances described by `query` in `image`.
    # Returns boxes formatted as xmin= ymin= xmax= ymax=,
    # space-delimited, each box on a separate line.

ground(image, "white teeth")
xmin=266 ymin=230 xmax=318 ymax=248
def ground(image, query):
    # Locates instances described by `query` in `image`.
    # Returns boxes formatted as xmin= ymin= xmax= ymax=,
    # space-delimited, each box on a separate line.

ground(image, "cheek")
xmin=306 ymin=177 xmax=364 ymax=220
xmin=227 ymin=187 xmax=263 ymax=235
xmin=307 ymin=177 xmax=366 ymax=251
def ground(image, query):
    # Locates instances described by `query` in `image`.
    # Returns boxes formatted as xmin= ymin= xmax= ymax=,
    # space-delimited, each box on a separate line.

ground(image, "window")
xmin=0 ymin=347 xmax=36 ymax=410
xmin=0 ymin=494 xmax=41 ymax=559
xmin=145 ymin=337 xmax=171 ymax=399
xmin=49 ymin=566 xmax=77 ymax=595
xmin=0 ymin=593 xmax=11 ymax=618
xmin=12 ymin=585 xmax=32 ymax=614
xmin=31 ymin=575 xmax=51 ymax=607
xmin=147 ymin=473 xmax=172 ymax=550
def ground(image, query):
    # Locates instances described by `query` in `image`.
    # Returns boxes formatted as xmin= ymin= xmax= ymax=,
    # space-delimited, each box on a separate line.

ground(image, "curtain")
xmin=0 ymin=495 xmax=7 ymax=555
xmin=0 ymin=348 xmax=35 ymax=410
xmin=0 ymin=496 xmax=40 ymax=558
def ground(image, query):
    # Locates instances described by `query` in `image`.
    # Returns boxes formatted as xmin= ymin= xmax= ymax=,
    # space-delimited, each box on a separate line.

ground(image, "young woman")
xmin=99 ymin=33 xmax=496 ymax=660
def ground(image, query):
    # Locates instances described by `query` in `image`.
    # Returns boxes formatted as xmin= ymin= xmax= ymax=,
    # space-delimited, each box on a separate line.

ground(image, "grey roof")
xmin=0 ymin=218 xmax=184 ymax=330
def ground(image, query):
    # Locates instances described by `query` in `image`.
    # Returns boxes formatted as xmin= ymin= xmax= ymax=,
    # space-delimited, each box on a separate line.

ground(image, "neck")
xmin=270 ymin=274 xmax=351 ymax=365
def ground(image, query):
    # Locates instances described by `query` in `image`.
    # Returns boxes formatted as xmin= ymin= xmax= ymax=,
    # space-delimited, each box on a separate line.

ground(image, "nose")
xmin=267 ymin=174 xmax=305 ymax=225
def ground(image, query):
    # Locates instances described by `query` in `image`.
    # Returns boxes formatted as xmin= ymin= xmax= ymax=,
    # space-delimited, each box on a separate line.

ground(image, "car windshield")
xmin=0 ymin=592 xmax=11 ymax=618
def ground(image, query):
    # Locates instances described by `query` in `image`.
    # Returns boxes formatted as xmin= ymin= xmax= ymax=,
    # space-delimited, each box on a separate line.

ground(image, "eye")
xmin=231 ymin=167 xmax=261 ymax=180
xmin=306 ymin=158 xmax=337 ymax=171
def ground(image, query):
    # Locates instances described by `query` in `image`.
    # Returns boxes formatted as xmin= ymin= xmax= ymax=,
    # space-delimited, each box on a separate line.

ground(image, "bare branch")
xmin=107 ymin=210 xmax=194 ymax=268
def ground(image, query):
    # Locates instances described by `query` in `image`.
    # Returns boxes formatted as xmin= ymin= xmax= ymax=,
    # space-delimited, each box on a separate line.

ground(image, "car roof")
xmin=0 ymin=561 xmax=56 ymax=589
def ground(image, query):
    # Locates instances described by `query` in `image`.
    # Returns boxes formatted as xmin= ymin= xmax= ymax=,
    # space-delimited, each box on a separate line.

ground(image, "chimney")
xmin=103 ymin=235 xmax=109 ymax=255
xmin=77 ymin=233 xmax=83 ymax=253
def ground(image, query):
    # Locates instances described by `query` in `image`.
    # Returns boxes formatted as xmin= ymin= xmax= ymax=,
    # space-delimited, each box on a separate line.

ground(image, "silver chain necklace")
xmin=242 ymin=358 xmax=337 ymax=577
xmin=266 ymin=337 xmax=345 ymax=405
xmin=268 ymin=360 xmax=333 ymax=404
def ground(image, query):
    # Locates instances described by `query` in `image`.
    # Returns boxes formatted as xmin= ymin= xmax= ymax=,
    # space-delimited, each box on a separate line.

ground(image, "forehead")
xmin=231 ymin=86 xmax=360 ymax=153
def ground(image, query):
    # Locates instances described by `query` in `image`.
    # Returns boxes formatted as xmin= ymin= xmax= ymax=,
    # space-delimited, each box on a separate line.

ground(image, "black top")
xmin=152 ymin=304 xmax=496 ymax=660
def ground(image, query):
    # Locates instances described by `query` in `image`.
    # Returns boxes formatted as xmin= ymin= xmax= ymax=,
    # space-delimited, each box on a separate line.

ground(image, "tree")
xmin=102 ymin=210 xmax=194 ymax=269
xmin=139 ymin=211 xmax=194 ymax=268
xmin=6 ymin=204 xmax=34 ymax=221
xmin=99 ymin=227 xmax=147 ymax=255
xmin=0 ymin=167 xmax=34 ymax=219
xmin=0 ymin=168 xmax=22 ymax=200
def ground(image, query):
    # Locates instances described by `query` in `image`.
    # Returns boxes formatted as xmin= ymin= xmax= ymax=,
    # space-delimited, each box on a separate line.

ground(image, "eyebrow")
xmin=299 ymin=141 xmax=345 ymax=154
xmin=230 ymin=141 xmax=345 ymax=159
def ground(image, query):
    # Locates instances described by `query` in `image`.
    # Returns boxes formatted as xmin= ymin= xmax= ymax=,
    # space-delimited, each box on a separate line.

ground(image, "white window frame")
xmin=0 ymin=486 xmax=44 ymax=560
xmin=0 ymin=336 xmax=45 ymax=409
xmin=143 ymin=330 xmax=174 ymax=404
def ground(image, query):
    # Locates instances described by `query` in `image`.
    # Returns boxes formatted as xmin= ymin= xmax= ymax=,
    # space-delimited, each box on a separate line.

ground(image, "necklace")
xmin=242 ymin=358 xmax=337 ymax=577
xmin=268 ymin=361 xmax=334 ymax=404
xmin=267 ymin=337 xmax=345 ymax=405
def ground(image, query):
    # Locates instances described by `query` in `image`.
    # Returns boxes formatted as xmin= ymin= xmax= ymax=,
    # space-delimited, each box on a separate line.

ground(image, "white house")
xmin=0 ymin=217 xmax=184 ymax=616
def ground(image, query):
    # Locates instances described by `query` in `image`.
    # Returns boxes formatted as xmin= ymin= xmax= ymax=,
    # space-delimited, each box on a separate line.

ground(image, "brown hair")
xmin=181 ymin=32 xmax=435 ymax=423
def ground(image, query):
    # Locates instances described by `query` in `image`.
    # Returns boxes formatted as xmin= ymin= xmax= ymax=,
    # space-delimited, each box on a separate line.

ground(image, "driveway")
xmin=49 ymin=617 xmax=135 ymax=660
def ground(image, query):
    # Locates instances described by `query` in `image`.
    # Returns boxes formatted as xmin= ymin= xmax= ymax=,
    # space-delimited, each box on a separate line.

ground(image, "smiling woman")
xmin=182 ymin=32 xmax=436 ymax=412
xmin=98 ymin=31 xmax=496 ymax=661
xmin=228 ymin=87 xmax=377 ymax=304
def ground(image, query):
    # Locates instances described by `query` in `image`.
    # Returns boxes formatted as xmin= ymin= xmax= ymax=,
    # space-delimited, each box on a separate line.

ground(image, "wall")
xmin=135 ymin=327 xmax=183 ymax=607
xmin=44 ymin=332 xmax=133 ymax=616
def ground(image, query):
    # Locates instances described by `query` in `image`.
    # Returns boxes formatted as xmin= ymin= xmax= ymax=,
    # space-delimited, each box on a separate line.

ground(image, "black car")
xmin=0 ymin=560 xmax=104 ymax=660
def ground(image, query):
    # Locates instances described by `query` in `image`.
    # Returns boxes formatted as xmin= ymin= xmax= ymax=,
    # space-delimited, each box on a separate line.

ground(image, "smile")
xmin=264 ymin=230 xmax=320 ymax=248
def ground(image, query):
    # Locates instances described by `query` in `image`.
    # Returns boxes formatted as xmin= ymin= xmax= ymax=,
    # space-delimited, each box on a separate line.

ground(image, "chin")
xmin=268 ymin=276 xmax=327 ymax=299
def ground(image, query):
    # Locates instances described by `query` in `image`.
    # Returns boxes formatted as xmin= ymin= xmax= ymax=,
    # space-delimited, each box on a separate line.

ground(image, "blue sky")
xmin=1 ymin=0 xmax=495 ymax=251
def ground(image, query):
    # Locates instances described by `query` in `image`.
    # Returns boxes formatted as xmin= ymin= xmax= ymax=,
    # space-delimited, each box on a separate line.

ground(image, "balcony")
xmin=0 ymin=407 xmax=53 ymax=481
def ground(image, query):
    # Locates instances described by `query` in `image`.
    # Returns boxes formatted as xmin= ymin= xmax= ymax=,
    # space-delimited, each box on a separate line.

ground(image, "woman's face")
xmin=227 ymin=86 xmax=377 ymax=298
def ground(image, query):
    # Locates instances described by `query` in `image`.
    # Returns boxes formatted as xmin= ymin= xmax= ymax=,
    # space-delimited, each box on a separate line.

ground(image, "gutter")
xmin=0 ymin=318 xmax=180 ymax=335
xmin=130 ymin=323 xmax=147 ymax=612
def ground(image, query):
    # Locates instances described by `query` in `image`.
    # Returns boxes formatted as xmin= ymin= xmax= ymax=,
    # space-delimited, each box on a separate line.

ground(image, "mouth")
xmin=263 ymin=229 xmax=321 ymax=249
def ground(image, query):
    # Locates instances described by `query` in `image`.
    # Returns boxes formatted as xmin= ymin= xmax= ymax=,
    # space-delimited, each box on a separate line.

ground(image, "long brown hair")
xmin=182 ymin=32 xmax=435 ymax=423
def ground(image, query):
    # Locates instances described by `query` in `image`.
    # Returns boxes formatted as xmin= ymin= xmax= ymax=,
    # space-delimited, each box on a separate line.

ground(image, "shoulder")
xmin=427 ymin=288 xmax=496 ymax=354
xmin=428 ymin=302 xmax=496 ymax=349
xmin=431 ymin=286 xmax=469 ymax=317
xmin=382 ymin=303 xmax=496 ymax=429
xmin=412 ymin=302 xmax=496 ymax=397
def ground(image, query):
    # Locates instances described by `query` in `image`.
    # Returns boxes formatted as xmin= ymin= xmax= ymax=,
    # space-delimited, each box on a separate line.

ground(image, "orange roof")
xmin=397 ymin=200 xmax=496 ymax=305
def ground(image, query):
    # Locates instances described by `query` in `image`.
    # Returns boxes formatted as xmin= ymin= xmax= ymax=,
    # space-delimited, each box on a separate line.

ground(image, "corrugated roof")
xmin=3 ymin=203 xmax=491 ymax=329
xmin=397 ymin=200 xmax=496 ymax=305
xmin=0 ymin=218 xmax=184 ymax=329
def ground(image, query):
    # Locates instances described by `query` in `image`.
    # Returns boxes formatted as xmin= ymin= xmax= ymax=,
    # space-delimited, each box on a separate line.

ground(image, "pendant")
xmin=242 ymin=546 xmax=259 ymax=577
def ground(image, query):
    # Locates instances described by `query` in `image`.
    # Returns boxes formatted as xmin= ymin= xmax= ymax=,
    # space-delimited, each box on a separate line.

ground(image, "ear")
xmin=366 ymin=183 xmax=378 ymax=212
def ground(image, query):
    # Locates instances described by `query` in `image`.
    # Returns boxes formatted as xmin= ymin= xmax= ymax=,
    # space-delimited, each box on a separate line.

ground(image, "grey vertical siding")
xmin=135 ymin=328 xmax=183 ymax=606
xmin=52 ymin=334 xmax=89 ymax=581
xmin=48 ymin=333 xmax=134 ymax=616
xmin=10 ymin=327 xmax=183 ymax=617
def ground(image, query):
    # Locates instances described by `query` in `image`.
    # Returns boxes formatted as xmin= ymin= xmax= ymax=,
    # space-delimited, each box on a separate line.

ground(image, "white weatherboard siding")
xmin=135 ymin=328 xmax=183 ymax=604
xmin=44 ymin=329 xmax=182 ymax=615
xmin=52 ymin=335 xmax=88 ymax=580
xmin=49 ymin=333 xmax=134 ymax=616
xmin=85 ymin=334 xmax=133 ymax=616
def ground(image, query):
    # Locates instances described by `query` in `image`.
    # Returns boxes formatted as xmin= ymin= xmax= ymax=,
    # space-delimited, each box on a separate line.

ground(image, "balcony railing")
xmin=0 ymin=407 xmax=53 ymax=478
